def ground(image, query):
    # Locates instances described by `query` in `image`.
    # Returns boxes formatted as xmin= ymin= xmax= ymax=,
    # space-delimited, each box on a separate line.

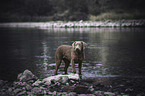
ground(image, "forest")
xmin=0 ymin=0 xmax=145 ymax=22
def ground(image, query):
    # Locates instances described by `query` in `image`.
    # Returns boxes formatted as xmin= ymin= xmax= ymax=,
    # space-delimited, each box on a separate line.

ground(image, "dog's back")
xmin=55 ymin=45 xmax=72 ymax=61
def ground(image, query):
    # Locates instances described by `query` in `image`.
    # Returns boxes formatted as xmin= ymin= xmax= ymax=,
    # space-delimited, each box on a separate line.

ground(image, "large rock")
xmin=17 ymin=69 xmax=38 ymax=82
xmin=42 ymin=74 xmax=80 ymax=85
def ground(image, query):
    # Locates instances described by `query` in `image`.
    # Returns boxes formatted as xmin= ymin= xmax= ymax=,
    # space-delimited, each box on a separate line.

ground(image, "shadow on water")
xmin=0 ymin=27 xmax=145 ymax=81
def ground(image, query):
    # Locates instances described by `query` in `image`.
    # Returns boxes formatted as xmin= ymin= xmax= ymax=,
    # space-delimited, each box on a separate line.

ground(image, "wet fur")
xmin=54 ymin=41 xmax=87 ymax=75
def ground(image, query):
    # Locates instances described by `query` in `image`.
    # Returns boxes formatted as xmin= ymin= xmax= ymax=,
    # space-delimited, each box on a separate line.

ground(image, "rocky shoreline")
xmin=0 ymin=20 xmax=145 ymax=28
xmin=0 ymin=69 xmax=131 ymax=96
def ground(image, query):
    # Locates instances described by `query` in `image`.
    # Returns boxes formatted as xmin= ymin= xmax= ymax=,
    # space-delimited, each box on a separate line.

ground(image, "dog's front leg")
xmin=78 ymin=61 xmax=82 ymax=75
xmin=71 ymin=59 xmax=76 ymax=74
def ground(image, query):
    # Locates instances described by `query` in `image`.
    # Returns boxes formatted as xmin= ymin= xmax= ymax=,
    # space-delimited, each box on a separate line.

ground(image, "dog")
xmin=54 ymin=41 xmax=87 ymax=75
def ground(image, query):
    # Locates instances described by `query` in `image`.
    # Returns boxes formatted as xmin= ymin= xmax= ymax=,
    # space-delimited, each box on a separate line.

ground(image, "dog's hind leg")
xmin=54 ymin=59 xmax=61 ymax=75
xmin=63 ymin=59 xmax=70 ymax=74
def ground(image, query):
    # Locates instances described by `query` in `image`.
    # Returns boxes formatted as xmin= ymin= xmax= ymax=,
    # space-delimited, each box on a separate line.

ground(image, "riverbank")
xmin=0 ymin=69 xmax=129 ymax=96
xmin=0 ymin=20 xmax=145 ymax=28
xmin=1 ymin=69 xmax=145 ymax=96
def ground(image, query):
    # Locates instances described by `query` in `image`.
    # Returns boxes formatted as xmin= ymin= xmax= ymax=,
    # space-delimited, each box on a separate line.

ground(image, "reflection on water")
xmin=36 ymin=41 xmax=49 ymax=70
xmin=0 ymin=27 xmax=145 ymax=81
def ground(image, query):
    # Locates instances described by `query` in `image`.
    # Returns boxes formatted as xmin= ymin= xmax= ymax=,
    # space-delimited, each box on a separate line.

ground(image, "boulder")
xmin=42 ymin=74 xmax=80 ymax=85
xmin=17 ymin=69 xmax=38 ymax=82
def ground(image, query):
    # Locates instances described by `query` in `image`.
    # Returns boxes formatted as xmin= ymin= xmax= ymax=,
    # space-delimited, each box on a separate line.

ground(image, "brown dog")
xmin=54 ymin=41 xmax=87 ymax=75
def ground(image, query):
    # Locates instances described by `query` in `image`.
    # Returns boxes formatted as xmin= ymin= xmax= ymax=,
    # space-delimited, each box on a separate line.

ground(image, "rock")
xmin=68 ymin=92 xmax=77 ymax=96
xmin=57 ymin=92 xmax=68 ymax=96
xmin=67 ymin=74 xmax=80 ymax=80
xmin=16 ymin=91 xmax=26 ymax=96
xmin=0 ymin=80 xmax=7 ymax=87
xmin=27 ymin=80 xmax=35 ymax=84
xmin=48 ymin=91 xmax=57 ymax=95
xmin=57 ymin=92 xmax=77 ymax=96
xmin=32 ymin=79 xmax=42 ymax=86
xmin=42 ymin=90 xmax=47 ymax=95
xmin=89 ymin=86 xmax=95 ymax=92
xmin=27 ymin=92 xmax=33 ymax=95
xmin=8 ymin=87 xmax=13 ymax=92
xmin=125 ymin=88 xmax=133 ymax=92
xmin=73 ymin=85 xmax=91 ymax=94
xmin=25 ymin=84 xmax=32 ymax=90
xmin=104 ymin=92 xmax=115 ymax=96
xmin=55 ymin=82 xmax=61 ymax=86
xmin=94 ymin=91 xmax=104 ymax=95
xmin=66 ymin=83 xmax=69 ymax=86
xmin=31 ymin=87 xmax=42 ymax=94
xmin=78 ymin=94 xmax=95 ymax=96
xmin=0 ymin=70 xmax=133 ymax=96
xmin=17 ymin=69 xmax=38 ymax=82
xmin=13 ymin=88 xmax=22 ymax=94
xmin=42 ymin=74 xmax=79 ymax=85
xmin=69 ymin=80 xmax=75 ymax=84
xmin=13 ymin=81 xmax=27 ymax=87
xmin=61 ymin=76 xmax=69 ymax=84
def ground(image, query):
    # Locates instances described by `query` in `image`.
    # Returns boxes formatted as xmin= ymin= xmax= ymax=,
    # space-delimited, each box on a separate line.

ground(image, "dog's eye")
xmin=76 ymin=43 xmax=80 ymax=46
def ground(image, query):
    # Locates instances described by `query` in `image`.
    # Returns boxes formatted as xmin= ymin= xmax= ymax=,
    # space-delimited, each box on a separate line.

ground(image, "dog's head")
xmin=72 ymin=41 xmax=87 ymax=53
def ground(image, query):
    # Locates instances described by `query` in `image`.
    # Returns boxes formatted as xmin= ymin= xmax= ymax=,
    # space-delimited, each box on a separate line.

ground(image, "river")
xmin=1 ymin=26 xmax=145 ymax=94
xmin=0 ymin=27 xmax=145 ymax=94
xmin=0 ymin=27 xmax=145 ymax=80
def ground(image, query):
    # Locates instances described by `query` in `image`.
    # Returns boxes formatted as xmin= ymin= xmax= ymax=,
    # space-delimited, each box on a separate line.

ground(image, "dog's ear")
xmin=72 ymin=41 xmax=76 ymax=48
xmin=81 ymin=41 xmax=87 ymax=49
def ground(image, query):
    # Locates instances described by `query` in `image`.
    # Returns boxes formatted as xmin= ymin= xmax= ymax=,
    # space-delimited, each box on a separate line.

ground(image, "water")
xmin=0 ymin=27 xmax=145 ymax=81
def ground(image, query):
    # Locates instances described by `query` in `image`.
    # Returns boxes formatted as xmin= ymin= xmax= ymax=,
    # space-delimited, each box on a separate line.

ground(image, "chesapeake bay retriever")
xmin=54 ymin=41 xmax=87 ymax=75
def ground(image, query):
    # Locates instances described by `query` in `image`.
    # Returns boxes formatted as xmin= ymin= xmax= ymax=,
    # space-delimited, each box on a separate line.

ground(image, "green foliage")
xmin=0 ymin=0 xmax=145 ymax=22
xmin=88 ymin=10 xmax=145 ymax=21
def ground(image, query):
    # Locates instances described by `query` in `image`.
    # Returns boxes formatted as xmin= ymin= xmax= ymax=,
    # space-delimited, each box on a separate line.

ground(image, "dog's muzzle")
xmin=76 ymin=48 xmax=81 ymax=53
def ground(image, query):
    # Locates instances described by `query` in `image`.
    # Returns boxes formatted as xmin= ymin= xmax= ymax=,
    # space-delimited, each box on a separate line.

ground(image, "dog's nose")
xmin=76 ymin=48 xmax=81 ymax=52
xmin=76 ymin=48 xmax=79 ymax=51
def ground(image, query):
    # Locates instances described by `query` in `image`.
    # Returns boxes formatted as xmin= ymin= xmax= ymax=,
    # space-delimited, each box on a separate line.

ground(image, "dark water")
xmin=0 ymin=27 xmax=145 ymax=82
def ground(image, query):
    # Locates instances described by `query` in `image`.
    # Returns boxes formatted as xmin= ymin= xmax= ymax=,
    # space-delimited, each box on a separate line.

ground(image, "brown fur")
xmin=54 ymin=41 xmax=87 ymax=75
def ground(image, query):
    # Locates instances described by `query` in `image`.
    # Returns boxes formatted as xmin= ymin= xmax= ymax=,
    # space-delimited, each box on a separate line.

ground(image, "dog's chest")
xmin=74 ymin=54 xmax=83 ymax=62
